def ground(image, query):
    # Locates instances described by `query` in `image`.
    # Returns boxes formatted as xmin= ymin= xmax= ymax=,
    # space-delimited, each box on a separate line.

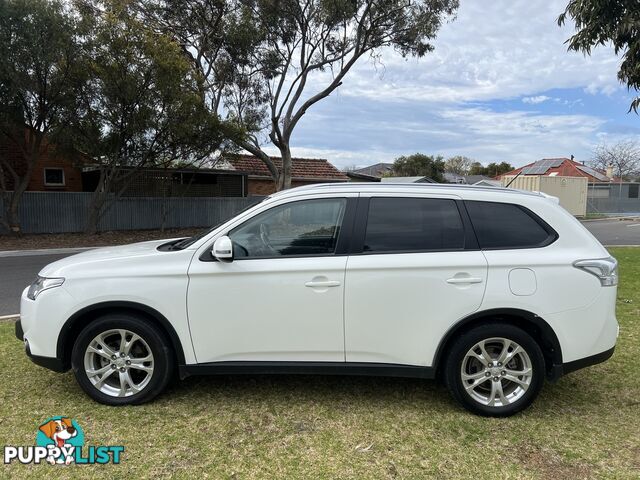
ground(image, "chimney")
xmin=606 ymin=163 xmax=614 ymax=179
xmin=570 ymin=154 xmax=574 ymax=162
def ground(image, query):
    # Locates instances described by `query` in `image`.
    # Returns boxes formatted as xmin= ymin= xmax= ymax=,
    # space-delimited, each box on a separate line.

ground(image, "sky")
xmin=261 ymin=0 xmax=639 ymax=170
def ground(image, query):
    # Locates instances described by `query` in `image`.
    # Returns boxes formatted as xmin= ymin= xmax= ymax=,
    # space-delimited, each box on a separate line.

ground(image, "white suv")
xmin=16 ymin=184 xmax=618 ymax=416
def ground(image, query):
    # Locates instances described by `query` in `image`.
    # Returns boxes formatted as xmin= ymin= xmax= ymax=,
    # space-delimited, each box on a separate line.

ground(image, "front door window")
xmin=229 ymin=198 xmax=347 ymax=258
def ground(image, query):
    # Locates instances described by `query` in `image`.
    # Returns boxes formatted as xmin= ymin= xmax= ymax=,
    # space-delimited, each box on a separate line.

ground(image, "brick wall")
xmin=0 ymin=135 xmax=83 ymax=192
xmin=247 ymin=178 xmax=278 ymax=195
xmin=247 ymin=178 xmax=346 ymax=195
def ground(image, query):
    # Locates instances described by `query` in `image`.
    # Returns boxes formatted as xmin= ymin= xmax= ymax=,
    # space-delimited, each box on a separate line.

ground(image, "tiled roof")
xmin=500 ymin=158 xmax=614 ymax=182
xmin=224 ymin=154 xmax=348 ymax=181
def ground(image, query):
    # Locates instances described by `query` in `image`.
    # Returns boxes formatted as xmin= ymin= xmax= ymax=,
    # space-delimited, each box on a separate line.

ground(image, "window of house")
xmin=44 ymin=168 xmax=65 ymax=186
xmin=229 ymin=198 xmax=347 ymax=258
xmin=629 ymin=184 xmax=639 ymax=199
xmin=363 ymin=197 xmax=465 ymax=253
xmin=465 ymin=201 xmax=556 ymax=249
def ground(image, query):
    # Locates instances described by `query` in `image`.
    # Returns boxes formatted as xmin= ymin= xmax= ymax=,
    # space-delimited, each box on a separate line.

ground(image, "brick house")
xmin=0 ymin=132 xmax=84 ymax=192
xmin=499 ymin=157 xmax=616 ymax=182
xmin=223 ymin=154 xmax=349 ymax=195
xmin=2 ymin=132 xmax=348 ymax=197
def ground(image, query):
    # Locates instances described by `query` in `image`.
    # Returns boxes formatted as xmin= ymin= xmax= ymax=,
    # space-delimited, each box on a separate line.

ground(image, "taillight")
xmin=573 ymin=257 xmax=618 ymax=286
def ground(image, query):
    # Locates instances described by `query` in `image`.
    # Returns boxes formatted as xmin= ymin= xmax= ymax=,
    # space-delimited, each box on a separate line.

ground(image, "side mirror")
xmin=212 ymin=236 xmax=233 ymax=261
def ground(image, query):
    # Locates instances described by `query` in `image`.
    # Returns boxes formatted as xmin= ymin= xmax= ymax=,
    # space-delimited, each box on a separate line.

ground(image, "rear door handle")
xmin=305 ymin=280 xmax=341 ymax=288
xmin=446 ymin=277 xmax=483 ymax=285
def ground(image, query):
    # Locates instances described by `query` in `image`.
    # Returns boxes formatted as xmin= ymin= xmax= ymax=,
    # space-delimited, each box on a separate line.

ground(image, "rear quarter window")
xmin=465 ymin=200 xmax=557 ymax=249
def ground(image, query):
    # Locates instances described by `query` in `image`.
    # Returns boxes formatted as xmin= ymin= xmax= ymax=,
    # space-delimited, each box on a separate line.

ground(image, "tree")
xmin=467 ymin=162 xmax=484 ymax=176
xmin=558 ymin=0 xmax=640 ymax=112
xmin=0 ymin=0 xmax=87 ymax=233
xmin=468 ymin=161 xmax=514 ymax=177
xmin=444 ymin=155 xmax=472 ymax=175
xmin=591 ymin=140 xmax=640 ymax=180
xmin=73 ymin=0 xmax=227 ymax=234
xmin=145 ymin=0 xmax=458 ymax=190
xmin=391 ymin=153 xmax=445 ymax=182
xmin=486 ymin=162 xmax=515 ymax=177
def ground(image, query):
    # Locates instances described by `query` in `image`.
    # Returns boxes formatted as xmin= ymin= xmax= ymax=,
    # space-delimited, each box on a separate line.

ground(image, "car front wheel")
xmin=71 ymin=313 xmax=174 ymax=405
xmin=445 ymin=323 xmax=545 ymax=417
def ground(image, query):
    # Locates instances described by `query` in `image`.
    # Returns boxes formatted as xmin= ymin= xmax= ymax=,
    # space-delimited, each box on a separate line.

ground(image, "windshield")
xmin=169 ymin=197 xmax=269 ymax=250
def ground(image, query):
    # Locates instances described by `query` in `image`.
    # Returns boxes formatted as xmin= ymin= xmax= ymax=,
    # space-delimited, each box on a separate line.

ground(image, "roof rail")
xmin=286 ymin=182 xmax=543 ymax=197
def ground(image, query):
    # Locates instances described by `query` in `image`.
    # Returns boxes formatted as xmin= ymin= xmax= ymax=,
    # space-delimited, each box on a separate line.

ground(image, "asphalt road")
xmin=0 ymin=253 xmax=69 ymax=317
xmin=0 ymin=220 xmax=638 ymax=316
xmin=582 ymin=219 xmax=640 ymax=246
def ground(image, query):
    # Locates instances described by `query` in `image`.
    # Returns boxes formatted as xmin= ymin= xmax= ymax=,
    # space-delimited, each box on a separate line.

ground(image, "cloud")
xmin=282 ymin=98 xmax=608 ymax=169
xmin=256 ymin=0 xmax=636 ymax=170
xmin=316 ymin=0 xmax=622 ymax=104
xmin=522 ymin=95 xmax=552 ymax=104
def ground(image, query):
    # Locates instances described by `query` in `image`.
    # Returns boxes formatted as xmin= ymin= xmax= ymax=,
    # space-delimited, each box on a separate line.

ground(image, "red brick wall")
xmin=0 ymin=135 xmax=83 ymax=192
xmin=247 ymin=178 xmax=278 ymax=196
xmin=247 ymin=178 xmax=346 ymax=196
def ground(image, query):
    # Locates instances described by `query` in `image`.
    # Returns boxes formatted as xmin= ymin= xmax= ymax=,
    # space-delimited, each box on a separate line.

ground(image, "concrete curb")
xmin=605 ymin=245 xmax=640 ymax=248
xmin=0 ymin=314 xmax=18 ymax=322
xmin=581 ymin=216 xmax=640 ymax=222
xmin=0 ymin=246 xmax=100 ymax=258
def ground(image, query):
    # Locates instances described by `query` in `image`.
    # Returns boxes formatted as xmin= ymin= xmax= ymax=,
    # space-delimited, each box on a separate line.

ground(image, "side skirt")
xmin=179 ymin=361 xmax=436 ymax=381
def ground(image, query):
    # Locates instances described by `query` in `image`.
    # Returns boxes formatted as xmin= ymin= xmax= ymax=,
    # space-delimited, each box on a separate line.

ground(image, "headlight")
xmin=27 ymin=276 xmax=65 ymax=300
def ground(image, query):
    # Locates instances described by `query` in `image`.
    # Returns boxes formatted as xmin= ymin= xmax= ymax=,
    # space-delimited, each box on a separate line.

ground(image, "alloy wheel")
xmin=83 ymin=329 xmax=154 ymax=397
xmin=460 ymin=337 xmax=533 ymax=407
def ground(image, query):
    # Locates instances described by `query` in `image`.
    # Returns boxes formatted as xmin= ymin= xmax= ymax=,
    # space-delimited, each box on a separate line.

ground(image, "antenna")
xmin=505 ymin=170 xmax=522 ymax=188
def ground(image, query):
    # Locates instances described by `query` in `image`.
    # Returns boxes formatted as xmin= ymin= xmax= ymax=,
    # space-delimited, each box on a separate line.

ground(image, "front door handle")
xmin=305 ymin=280 xmax=341 ymax=288
xmin=446 ymin=277 xmax=483 ymax=285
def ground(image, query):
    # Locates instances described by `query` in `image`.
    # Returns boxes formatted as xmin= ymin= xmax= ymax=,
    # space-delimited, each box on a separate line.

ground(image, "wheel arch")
xmin=57 ymin=301 xmax=186 ymax=370
xmin=433 ymin=308 xmax=562 ymax=379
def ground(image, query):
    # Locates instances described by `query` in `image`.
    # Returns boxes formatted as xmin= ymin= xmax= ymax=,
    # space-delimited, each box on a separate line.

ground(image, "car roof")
xmin=270 ymin=182 xmax=545 ymax=200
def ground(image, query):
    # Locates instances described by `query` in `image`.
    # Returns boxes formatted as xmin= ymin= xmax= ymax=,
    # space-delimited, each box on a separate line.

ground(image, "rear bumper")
xmin=16 ymin=318 xmax=67 ymax=373
xmin=549 ymin=346 xmax=615 ymax=382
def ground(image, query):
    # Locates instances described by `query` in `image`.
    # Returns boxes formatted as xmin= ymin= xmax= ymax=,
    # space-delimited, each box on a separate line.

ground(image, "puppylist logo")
xmin=3 ymin=416 xmax=124 ymax=465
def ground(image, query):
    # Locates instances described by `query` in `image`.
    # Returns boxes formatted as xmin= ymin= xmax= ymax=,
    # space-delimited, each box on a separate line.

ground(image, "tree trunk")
xmin=278 ymin=143 xmax=293 ymax=191
xmin=85 ymin=190 xmax=107 ymax=235
xmin=7 ymin=194 xmax=21 ymax=233
xmin=5 ymin=161 xmax=36 ymax=235
xmin=237 ymin=140 xmax=281 ymax=188
xmin=2 ymin=131 xmax=42 ymax=235
xmin=84 ymin=169 xmax=109 ymax=235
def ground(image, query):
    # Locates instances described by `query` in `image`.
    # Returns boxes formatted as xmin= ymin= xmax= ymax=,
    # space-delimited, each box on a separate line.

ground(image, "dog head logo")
xmin=36 ymin=417 xmax=84 ymax=465
xmin=39 ymin=418 xmax=77 ymax=448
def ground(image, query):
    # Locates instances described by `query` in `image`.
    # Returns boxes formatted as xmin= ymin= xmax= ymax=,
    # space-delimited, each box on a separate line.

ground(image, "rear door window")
xmin=465 ymin=200 xmax=556 ymax=249
xmin=363 ymin=197 xmax=465 ymax=253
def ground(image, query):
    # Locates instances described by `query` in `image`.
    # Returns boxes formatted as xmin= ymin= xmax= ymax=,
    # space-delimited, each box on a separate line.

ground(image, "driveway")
xmin=581 ymin=219 xmax=640 ymax=246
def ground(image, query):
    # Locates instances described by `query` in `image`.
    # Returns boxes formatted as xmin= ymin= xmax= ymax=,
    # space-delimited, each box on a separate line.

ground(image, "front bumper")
xmin=15 ymin=318 xmax=67 ymax=373
xmin=15 ymin=318 xmax=23 ymax=341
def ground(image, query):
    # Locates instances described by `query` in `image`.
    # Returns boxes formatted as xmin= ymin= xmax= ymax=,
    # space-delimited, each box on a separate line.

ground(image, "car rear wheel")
xmin=445 ymin=323 xmax=545 ymax=417
xmin=71 ymin=313 xmax=173 ymax=405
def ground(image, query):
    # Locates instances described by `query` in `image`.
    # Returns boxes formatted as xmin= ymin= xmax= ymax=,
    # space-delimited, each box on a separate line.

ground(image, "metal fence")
xmin=587 ymin=183 xmax=640 ymax=215
xmin=0 ymin=192 xmax=263 ymax=234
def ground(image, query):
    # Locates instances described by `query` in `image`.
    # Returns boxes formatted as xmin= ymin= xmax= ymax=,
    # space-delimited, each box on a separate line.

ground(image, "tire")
xmin=444 ymin=323 xmax=545 ymax=417
xmin=71 ymin=313 xmax=174 ymax=405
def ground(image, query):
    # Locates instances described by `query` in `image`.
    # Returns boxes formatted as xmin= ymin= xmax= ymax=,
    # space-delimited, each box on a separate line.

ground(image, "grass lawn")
xmin=1 ymin=247 xmax=638 ymax=479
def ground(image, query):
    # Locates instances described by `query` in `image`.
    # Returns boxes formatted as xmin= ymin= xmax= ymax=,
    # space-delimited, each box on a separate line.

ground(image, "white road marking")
xmin=627 ymin=223 xmax=640 ymax=228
